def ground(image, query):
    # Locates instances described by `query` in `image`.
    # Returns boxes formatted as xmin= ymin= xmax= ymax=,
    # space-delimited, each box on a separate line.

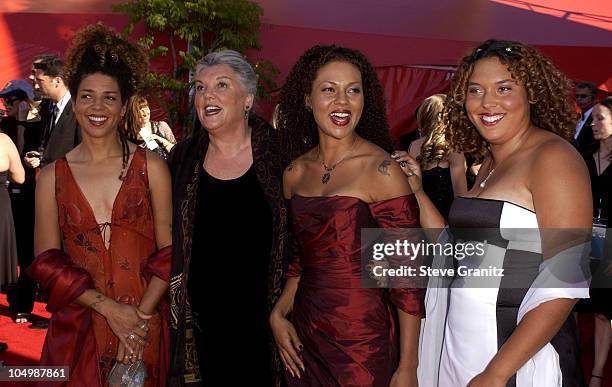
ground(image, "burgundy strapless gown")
xmin=286 ymin=195 xmax=425 ymax=387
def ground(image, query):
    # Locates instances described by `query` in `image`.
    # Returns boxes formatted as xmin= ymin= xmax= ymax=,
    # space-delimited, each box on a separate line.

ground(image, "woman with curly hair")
xmin=125 ymin=94 xmax=176 ymax=159
xmin=404 ymin=94 xmax=467 ymax=218
xmin=395 ymin=40 xmax=591 ymax=386
xmin=271 ymin=45 xmax=424 ymax=386
xmin=29 ymin=24 xmax=172 ymax=386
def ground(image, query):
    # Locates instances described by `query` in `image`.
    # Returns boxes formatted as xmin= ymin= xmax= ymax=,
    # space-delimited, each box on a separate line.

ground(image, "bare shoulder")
xmin=530 ymin=135 xmax=586 ymax=177
xmin=145 ymin=147 xmax=165 ymax=167
xmin=283 ymin=151 xmax=312 ymax=199
xmin=37 ymin=160 xmax=57 ymax=191
xmin=528 ymin=133 xmax=591 ymax=229
xmin=447 ymin=151 xmax=466 ymax=164
xmin=361 ymin=142 xmax=412 ymax=201
xmin=145 ymin=148 xmax=170 ymax=178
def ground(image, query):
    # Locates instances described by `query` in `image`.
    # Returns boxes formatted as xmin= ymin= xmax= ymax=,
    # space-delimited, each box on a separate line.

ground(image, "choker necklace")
xmin=318 ymin=136 xmax=358 ymax=184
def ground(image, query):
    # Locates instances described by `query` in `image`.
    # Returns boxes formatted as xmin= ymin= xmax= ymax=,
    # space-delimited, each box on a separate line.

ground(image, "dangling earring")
xmin=244 ymin=106 xmax=250 ymax=119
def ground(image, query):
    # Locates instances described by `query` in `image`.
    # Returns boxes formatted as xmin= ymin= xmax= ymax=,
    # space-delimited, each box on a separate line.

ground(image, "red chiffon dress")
xmin=286 ymin=194 xmax=425 ymax=387
xmin=29 ymin=148 xmax=170 ymax=386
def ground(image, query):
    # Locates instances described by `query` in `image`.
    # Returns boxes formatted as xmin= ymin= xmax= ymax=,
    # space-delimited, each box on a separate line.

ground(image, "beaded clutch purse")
xmin=107 ymin=360 xmax=147 ymax=387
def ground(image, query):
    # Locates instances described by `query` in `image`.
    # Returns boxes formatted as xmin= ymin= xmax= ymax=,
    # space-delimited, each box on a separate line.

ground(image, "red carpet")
xmin=0 ymin=293 xmax=49 ymax=366
xmin=0 ymin=293 xmax=610 ymax=385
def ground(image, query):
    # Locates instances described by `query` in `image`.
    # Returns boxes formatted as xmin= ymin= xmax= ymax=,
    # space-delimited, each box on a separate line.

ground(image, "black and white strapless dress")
xmin=422 ymin=197 xmax=589 ymax=387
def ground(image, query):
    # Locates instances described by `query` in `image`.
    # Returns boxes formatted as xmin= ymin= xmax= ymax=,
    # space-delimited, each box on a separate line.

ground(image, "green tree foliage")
xmin=113 ymin=0 xmax=278 ymax=135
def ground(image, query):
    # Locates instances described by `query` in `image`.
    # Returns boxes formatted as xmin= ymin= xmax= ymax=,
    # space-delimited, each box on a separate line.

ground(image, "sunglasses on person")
xmin=575 ymin=94 xmax=591 ymax=99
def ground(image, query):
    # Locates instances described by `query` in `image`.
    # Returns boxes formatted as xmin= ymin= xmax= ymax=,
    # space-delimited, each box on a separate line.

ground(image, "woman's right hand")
xmin=102 ymin=301 xmax=151 ymax=354
xmin=391 ymin=151 xmax=423 ymax=193
xmin=270 ymin=311 xmax=305 ymax=379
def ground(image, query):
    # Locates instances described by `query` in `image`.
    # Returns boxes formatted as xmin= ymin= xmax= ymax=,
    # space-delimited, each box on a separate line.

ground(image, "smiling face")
xmin=194 ymin=64 xmax=254 ymax=132
xmin=464 ymin=56 xmax=531 ymax=145
xmin=592 ymin=104 xmax=612 ymax=141
xmin=73 ymin=73 xmax=125 ymax=139
xmin=305 ymin=61 xmax=364 ymax=140
xmin=138 ymin=103 xmax=151 ymax=127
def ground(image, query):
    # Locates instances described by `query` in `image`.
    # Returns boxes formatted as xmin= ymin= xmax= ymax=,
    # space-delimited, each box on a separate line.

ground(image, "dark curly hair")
xmin=64 ymin=23 xmax=148 ymax=173
xmin=277 ymin=45 xmax=392 ymax=169
xmin=444 ymin=39 xmax=578 ymax=158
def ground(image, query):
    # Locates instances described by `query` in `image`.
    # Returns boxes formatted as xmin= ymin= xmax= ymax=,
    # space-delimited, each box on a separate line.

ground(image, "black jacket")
xmin=40 ymin=99 xmax=81 ymax=166
xmin=575 ymin=112 xmax=595 ymax=155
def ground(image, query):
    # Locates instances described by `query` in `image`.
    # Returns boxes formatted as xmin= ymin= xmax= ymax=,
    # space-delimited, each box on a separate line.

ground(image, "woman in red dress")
xmin=271 ymin=46 xmax=424 ymax=387
xmin=29 ymin=24 xmax=172 ymax=386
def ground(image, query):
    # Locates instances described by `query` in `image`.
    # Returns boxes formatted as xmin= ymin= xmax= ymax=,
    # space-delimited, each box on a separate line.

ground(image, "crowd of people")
xmin=0 ymin=22 xmax=610 ymax=387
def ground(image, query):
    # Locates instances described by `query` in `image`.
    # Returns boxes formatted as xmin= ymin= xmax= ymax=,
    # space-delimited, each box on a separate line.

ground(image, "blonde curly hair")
xmin=417 ymin=94 xmax=450 ymax=167
xmin=444 ymin=39 xmax=577 ymax=158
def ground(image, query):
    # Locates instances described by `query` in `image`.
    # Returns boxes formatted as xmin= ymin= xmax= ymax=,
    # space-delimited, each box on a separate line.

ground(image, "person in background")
xmin=273 ymin=45 xmax=423 ymax=387
xmin=0 ymin=80 xmax=39 ymax=153
xmin=25 ymin=54 xmax=81 ymax=169
xmin=29 ymin=24 xmax=171 ymax=386
xmin=0 ymin=130 xmax=25 ymax=352
xmin=125 ymin=94 xmax=176 ymax=159
xmin=574 ymin=81 xmax=598 ymax=154
xmin=582 ymin=97 xmax=612 ymax=387
xmin=405 ymin=94 xmax=467 ymax=219
xmin=1 ymin=82 xmax=43 ymax=326
xmin=394 ymin=39 xmax=590 ymax=386
xmin=12 ymin=55 xmax=81 ymax=329
xmin=168 ymin=50 xmax=287 ymax=386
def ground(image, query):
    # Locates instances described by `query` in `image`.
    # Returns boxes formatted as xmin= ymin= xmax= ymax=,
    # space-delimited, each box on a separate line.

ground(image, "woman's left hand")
xmin=390 ymin=366 xmax=418 ymax=387
xmin=391 ymin=151 xmax=423 ymax=194
xmin=467 ymin=371 xmax=507 ymax=387
xmin=116 ymin=340 xmax=145 ymax=364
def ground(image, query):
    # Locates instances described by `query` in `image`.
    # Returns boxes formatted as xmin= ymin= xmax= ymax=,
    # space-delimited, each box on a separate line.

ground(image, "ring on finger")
xmin=407 ymin=171 xmax=415 ymax=177
xmin=128 ymin=333 xmax=136 ymax=340
xmin=399 ymin=161 xmax=407 ymax=167
xmin=139 ymin=321 xmax=148 ymax=330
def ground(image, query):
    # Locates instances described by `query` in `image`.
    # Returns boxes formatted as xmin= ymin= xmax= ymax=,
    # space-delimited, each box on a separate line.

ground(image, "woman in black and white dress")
xmin=394 ymin=40 xmax=591 ymax=387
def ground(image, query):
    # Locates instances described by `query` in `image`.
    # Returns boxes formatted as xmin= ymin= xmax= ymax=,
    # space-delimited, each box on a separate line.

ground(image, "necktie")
xmin=49 ymin=104 xmax=59 ymax=134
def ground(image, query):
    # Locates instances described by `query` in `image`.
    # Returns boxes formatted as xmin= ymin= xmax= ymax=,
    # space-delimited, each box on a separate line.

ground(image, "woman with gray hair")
xmin=168 ymin=50 xmax=288 ymax=386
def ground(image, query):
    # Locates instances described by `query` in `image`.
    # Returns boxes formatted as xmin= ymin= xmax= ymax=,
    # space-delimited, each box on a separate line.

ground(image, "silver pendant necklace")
xmin=479 ymin=166 xmax=495 ymax=188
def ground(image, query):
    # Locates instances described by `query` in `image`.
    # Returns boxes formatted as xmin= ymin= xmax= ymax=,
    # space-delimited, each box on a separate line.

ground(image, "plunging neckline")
xmin=62 ymin=150 xmax=138 ymax=251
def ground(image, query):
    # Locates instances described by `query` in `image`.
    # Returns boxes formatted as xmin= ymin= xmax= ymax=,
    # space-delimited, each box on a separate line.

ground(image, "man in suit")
xmin=10 ymin=55 xmax=80 ymax=329
xmin=574 ymin=81 xmax=598 ymax=154
xmin=24 ymin=55 xmax=80 ymax=169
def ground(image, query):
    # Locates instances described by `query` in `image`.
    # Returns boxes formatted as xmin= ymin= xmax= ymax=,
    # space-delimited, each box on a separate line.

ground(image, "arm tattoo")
xmin=90 ymin=293 xmax=106 ymax=311
xmin=377 ymin=160 xmax=391 ymax=176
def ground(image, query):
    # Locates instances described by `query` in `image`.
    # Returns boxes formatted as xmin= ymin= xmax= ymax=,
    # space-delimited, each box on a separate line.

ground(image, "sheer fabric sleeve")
xmin=369 ymin=195 xmax=425 ymax=318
